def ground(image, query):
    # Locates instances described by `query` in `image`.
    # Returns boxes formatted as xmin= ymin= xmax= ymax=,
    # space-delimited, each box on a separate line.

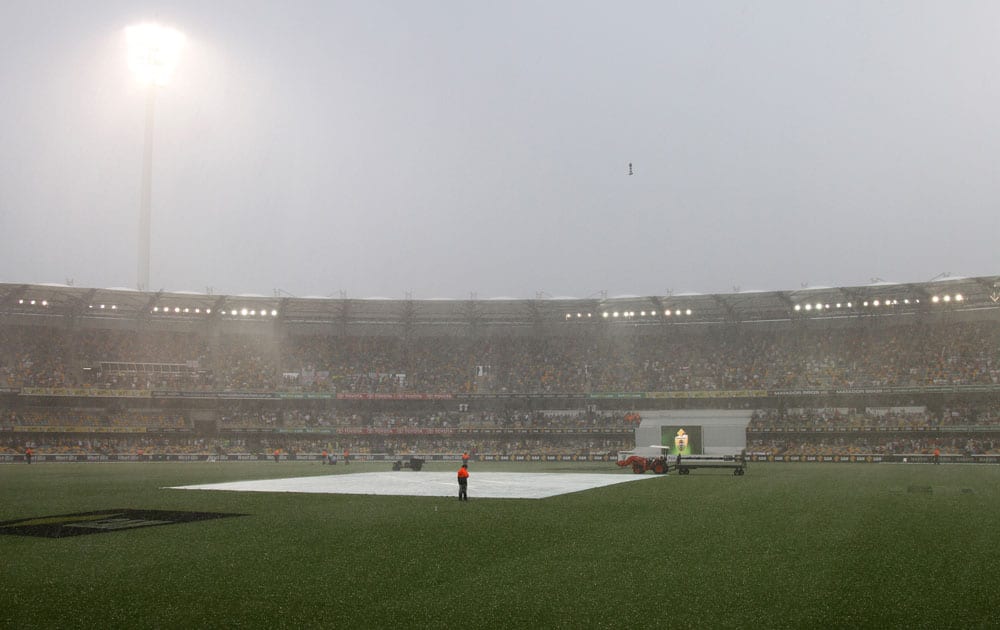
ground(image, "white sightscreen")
xmin=633 ymin=409 xmax=752 ymax=455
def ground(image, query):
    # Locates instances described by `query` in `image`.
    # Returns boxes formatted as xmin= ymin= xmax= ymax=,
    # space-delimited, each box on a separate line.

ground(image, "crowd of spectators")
xmin=746 ymin=406 xmax=1000 ymax=455
xmin=8 ymin=428 xmax=999 ymax=458
xmin=7 ymin=401 xmax=1000 ymax=459
xmin=1 ymin=407 xmax=635 ymax=457
xmin=747 ymin=436 xmax=1000 ymax=456
xmin=2 ymin=319 xmax=999 ymax=394
xmin=0 ymin=436 xmax=213 ymax=456
xmin=4 ymin=316 xmax=1000 ymax=460
xmin=0 ymin=433 xmax=628 ymax=458
xmin=748 ymin=407 xmax=1000 ymax=430
xmin=2 ymin=407 xmax=188 ymax=429
xmin=209 ymin=407 xmax=637 ymax=430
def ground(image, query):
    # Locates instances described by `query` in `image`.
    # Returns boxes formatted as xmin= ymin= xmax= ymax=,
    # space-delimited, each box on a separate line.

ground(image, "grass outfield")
xmin=2 ymin=462 xmax=999 ymax=629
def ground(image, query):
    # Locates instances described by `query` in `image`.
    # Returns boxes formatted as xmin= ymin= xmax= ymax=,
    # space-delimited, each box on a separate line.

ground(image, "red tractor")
xmin=616 ymin=454 xmax=669 ymax=474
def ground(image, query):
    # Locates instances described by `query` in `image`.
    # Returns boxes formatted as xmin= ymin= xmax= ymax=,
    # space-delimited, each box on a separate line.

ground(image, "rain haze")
xmin=2 ymin=1 xmax=999 ymax=299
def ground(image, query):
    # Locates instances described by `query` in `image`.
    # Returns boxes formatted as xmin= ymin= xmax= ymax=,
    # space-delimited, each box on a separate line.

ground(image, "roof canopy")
xmin=1 ymin=275 xmax=997 ymax=328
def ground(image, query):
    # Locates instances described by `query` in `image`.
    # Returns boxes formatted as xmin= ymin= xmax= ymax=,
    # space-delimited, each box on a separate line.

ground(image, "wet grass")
xmin=2 ymin=461 xmax=999 ymax=628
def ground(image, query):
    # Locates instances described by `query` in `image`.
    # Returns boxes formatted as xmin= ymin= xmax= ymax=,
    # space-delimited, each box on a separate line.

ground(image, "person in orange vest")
xmin=462 ymin=451 xmax=470 ymax=467
xmin=933 ymin=447 xmax=940 ymax=465
xmin=25 ymin=447 xmax=33 ymax=465
xmin=457 ymin=462 xmax=470 ymax=501
xmin=273 ymin=449 xmax=280 ymax=463
xmin=321 ymin=449 xmax=328 ymax=465
xmin=343 ymin=449 xmax=350 ymax=465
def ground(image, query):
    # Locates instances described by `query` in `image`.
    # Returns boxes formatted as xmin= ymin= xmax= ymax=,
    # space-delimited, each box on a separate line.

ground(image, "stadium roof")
xmin=1 ymin=275 xmax=998 ymax=328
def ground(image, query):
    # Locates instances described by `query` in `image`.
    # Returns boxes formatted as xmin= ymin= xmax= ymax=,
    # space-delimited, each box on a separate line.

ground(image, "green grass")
xmin=2 ymin=462 xmax=999 ymax=629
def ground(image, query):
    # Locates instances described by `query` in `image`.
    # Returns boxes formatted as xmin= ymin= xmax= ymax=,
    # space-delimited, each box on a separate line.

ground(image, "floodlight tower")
xmin=126 ymin=23 xmax=185 ymax=291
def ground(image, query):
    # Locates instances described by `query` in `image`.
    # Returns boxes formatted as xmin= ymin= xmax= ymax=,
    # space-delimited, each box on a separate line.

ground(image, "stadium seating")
xmin=2 ymin=305 xmax=1000 ymax=457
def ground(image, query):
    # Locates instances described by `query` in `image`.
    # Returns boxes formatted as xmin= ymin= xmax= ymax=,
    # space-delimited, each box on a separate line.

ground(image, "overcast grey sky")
xmin=1 ymin=1 xmax=998 ymax=299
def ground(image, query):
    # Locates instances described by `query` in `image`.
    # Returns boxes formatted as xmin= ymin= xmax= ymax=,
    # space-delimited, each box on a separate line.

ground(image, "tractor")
xmin=616 ymin=454 xmax=670 ymax=474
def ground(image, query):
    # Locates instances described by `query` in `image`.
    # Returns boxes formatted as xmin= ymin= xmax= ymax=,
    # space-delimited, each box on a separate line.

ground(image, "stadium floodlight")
xmin=126 ymin=24 xmax=185 ymax=86
xmin=126 ymin=22 xmax=185 ymax=292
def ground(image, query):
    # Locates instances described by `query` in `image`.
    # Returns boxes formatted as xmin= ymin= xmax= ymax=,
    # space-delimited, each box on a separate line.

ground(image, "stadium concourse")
xmin=172 ymin=471 xmax=656 ymax=500
xmin=2 ymin=275 xmax=1000 ymax=462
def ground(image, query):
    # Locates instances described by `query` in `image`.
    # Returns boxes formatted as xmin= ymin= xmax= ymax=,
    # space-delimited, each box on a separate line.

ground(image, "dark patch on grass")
xmin=0 ymin=509 xmax=246 ymax=538
xmin=907 ymin=485 xmax=933 ymax=493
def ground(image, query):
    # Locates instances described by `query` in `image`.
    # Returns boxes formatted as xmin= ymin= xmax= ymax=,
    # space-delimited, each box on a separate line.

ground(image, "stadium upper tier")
xmin=1 ymin=275 xmax=998 ymax=332
xmin=2 ymin=311 xmax=999 ymax=394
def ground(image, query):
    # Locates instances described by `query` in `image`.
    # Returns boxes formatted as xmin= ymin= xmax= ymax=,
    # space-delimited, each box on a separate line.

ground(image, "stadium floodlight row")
xmin=1 ymin=275 xmax=998 ymax=332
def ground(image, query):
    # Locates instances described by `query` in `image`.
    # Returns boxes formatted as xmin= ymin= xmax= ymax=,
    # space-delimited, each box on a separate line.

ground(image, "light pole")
xmin=126 ymin=23 xmax=184 ymax=291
